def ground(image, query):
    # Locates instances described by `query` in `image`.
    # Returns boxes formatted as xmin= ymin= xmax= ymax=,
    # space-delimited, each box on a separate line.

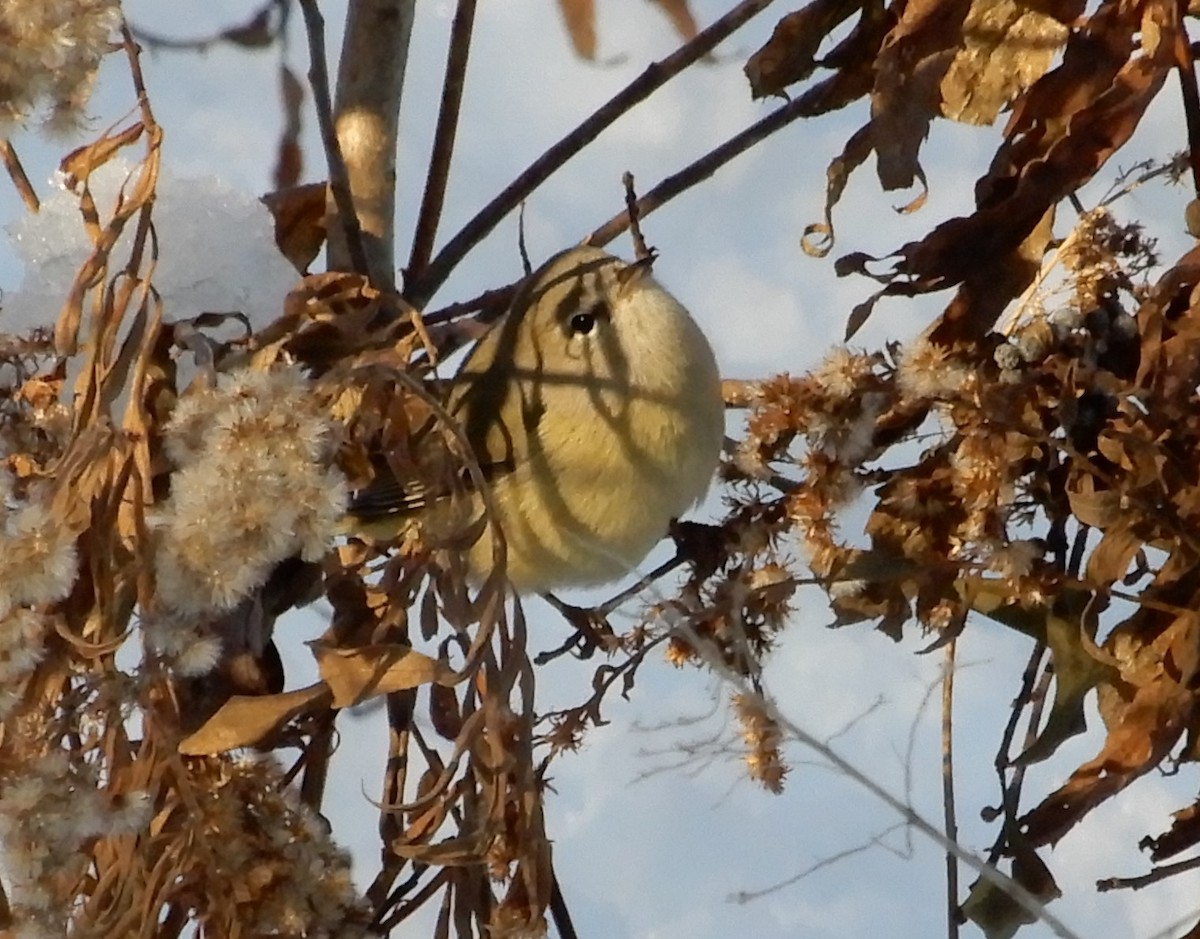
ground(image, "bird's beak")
xmin=615 ymin=252 xmax=656 ymax=291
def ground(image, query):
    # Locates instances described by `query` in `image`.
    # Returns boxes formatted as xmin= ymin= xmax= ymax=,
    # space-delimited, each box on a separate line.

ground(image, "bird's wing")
xmin=346 ymin=426 xmax=518 ymax=522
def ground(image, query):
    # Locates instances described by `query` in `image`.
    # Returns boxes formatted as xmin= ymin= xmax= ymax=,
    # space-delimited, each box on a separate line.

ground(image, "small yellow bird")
xmin=349 ymin=245 xmax=724 ymax=593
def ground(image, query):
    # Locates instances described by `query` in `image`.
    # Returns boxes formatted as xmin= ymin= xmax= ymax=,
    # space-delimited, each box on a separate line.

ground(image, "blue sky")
xmin=3 ymin=2 xmax=1199 ymax=937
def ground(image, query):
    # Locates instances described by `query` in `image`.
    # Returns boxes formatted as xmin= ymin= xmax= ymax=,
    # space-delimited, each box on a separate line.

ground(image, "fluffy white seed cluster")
xmin=896 ymin=337 xmax=976 ymax=401
xmin=0 ymin=472 xmax=79 ymax=716
xmin=151 ymin=366 xmax=347 ymax=621
xmin=0 ymin=0 xmax=122 ymax=128
xmin=0 ymin=752 xmax=150 ymax=937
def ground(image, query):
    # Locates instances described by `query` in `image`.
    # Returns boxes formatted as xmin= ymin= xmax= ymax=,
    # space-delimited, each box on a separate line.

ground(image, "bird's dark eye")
xmin=567 ymin=299 xmax=610 ymax=336
xmin=569 ymin=311 xmax=597 ymax=335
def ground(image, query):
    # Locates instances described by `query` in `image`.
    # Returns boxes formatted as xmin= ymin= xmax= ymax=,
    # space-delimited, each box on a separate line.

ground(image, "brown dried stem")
xmin=622 ymin=171 xmax=652 ymax=260
xmin=406 ymin=0 xmax=777 ymax=306
xmin=943 ymin=639 xmax=960 ymax=939
xmin=0 ymin=138 xmax=38 ymax=212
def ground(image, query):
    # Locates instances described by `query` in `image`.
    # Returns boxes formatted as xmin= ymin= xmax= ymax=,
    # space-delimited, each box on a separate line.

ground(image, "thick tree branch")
xmin=326 ymin=0 xmax=416 ymax=287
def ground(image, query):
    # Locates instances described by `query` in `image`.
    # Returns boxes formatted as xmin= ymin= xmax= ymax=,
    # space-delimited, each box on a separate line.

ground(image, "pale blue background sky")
xmin=2 ymin=2 xmax=1198 ymax=937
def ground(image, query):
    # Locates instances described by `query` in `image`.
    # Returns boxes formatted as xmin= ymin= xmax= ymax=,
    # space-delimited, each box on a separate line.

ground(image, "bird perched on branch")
xmin=348 ymin=244 xmax=724 ymax=593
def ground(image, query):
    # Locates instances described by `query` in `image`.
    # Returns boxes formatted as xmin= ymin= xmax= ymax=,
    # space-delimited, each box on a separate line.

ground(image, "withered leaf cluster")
xmin=709 ymin=0 xmax=1200 ymax=934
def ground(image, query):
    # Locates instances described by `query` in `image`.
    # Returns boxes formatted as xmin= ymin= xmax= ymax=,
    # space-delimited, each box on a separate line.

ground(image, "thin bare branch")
xmin=297 ymin=0 xmax=373 ymax=280
xmin=943 ymin=639 xmax=960 ymax=939
xmin=549 ymin=873 xmax=580 ymax=939
xmin=586 ymin=77 xmax=837 ymax=247
xmin=1172 ymin=18 xmax=1200 ymax=198
xmin=407 ymin=0 xmax=776 ymax=306
xmin=680 ymin=622 xmax=1082 ymax=939
xmin=126 ymin=0 xmax=287 ymax=53
xmin=407 ymin=0 xmax=478 ymax=281
xmin=1098 ymin=854 xmax=1200 ymax=893
xmin=731 ymin=822 xmax=909 ymax=904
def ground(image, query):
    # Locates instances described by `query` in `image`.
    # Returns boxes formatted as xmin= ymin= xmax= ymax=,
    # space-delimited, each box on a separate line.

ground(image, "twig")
xmin=598 ymin=554 xmax=685 ymax=615
xmin=298 ymin=709 xmax=336 ymax=809
xmin=622 ymin=171 xmax=651 ymax=259
xmin=730 ymin=823 xmax=908 ymax=903
xmin=998 ymin=221 xmax=1087 ymax=336
xmin=126 ymin=0 xmax=287 ymax=53
xmin=943 ymin=639 xmax=960 ymax=939
xmin=549 ymin=871 xmax=580 ymax=939
xmin=678 ymin=622 xmax=1082 ymax=939
xmin=406 ymin=0 xmax=776 ymax=306
xmin=122 ymin=22 xmax=159 ymax=127
xmin=1099 ymin=153 xmax=1191 ymax=206
xmin=531 ymin=553 xmax=689 ymax=660
xmin=586 ymin=82 xmax=833 ymax=248
xmin=406 ymin=0 xmax=479 ymax=281
xmin=366 ymin=689 xmax=416 ymax=914
xmin=536 ymin=594 xmax=616 ymax=663
xmin=1067 ymin=523 xmax=1090 ymax=579
xmin=985 ymin=645 xmax=1050 ymax=865
xmin=518 ymin=201 xmax=531 ymax=274
xmin=0 ymin=138 xmax=38 ymax=212
xmin=534 ymin=634 xmax=668 ymax=756
xmin=377 ymin=867 xmax=450 ymax=930
xmin=296 ymin=0 xmax=372 ymax=280
xmin=422 ymin=284 xmax=517 ymax=328
xmin=1173 ymin=18 xmax=1200 ymax=198
xmin=1097 ymin=854 xmax=1200 ymax=893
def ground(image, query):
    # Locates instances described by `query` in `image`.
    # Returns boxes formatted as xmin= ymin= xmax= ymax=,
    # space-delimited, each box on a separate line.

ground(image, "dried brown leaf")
xmin=1066 ymin=473 xmax=1121 ymax=529
xmin=928 ymin=202 xmax=1055 ymax=345
xmin=962 ymin=581 xmax=1117 ymax=764
xmin=1085 ymin=525 xmax=1143 ymax=586
xmin=1016 ymin=605 xmax=1117 ymax=765
xmin=60 ymin=122 xmax=145 ymax=190
xmin=842 ymin=0 xmax=1175 ymax=345
xmin=178 ymin=684 xmax=330 ymax=755
xmin=961 ymin=842 xmax=1061 ymax=939
xmin=977 ymin=0 xmax=1163 ymax=210
xmin=940 ymin=0 xmax=1072 ymax=126
xmin=313 ymin=642 xmax=457 ymax=709
xmin=744 ymin=0 xmax=863 ymax=100
xmin=870 ymin=0 xmax=968 ymax=191
xmin=273 ymin=64 xmax=305 ymax=191
xmin=650 ymin=0 xmax=700 ymax=44
xmin=429 ymin=681 xmax=463 ymax=740
xmin=804 ymin=122 xmax=873 ymax=258
xmin=389 ymin=834 xmax=489 ymax=865
xmin=262 ymin=182 xmax=327 ymax=275
xmin=1022 ymin=611 xmax=1200 ymax=845
xmin=557 ymin=0 xmax=596 ymax=60
xmin=1144 ymin=801 xmax=1200 ymax=862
